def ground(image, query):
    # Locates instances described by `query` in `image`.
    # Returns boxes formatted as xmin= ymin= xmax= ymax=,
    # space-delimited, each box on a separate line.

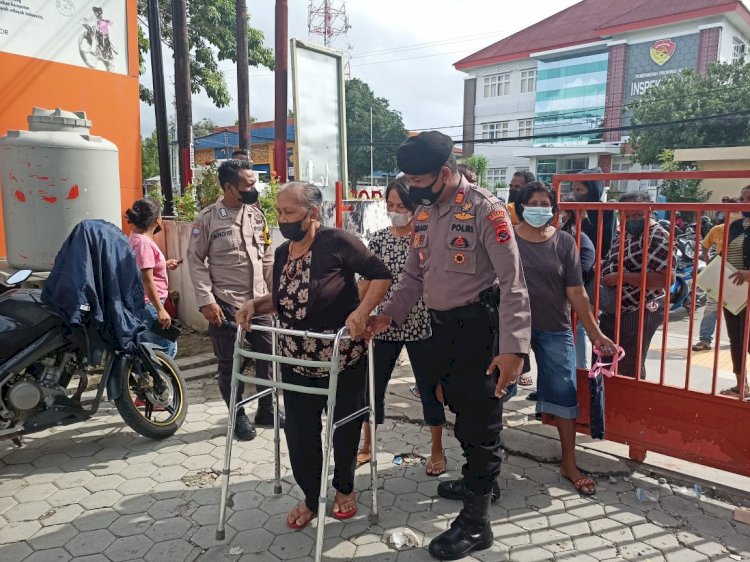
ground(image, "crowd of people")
xmin=122 ymin=130 xmax=750 ymax=560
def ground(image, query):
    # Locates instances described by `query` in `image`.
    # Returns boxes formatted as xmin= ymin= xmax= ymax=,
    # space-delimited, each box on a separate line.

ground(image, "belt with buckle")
xmin=429 ymin=302 xmax=483 ymax=325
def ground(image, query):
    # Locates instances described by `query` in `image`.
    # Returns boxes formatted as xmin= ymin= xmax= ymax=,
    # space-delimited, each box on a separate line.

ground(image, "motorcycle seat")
xmin=0 ymin=289 xmax=63 ymax=364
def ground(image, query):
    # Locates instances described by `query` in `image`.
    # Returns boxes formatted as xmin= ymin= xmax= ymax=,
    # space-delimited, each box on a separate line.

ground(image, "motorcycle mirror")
xmin=6 ymin=269 xmax=32 ymax=285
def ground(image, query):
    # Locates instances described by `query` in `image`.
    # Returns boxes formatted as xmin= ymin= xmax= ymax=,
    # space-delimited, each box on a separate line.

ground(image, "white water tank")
xmin=0 ymin=108 xmax=121 ymax=270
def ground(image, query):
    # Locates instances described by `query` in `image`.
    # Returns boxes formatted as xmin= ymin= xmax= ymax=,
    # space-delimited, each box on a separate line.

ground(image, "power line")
xmin=349 ymin=30 xmax=508 ymax=59
xmin=347 ymin=110 xmax=750 ymax=147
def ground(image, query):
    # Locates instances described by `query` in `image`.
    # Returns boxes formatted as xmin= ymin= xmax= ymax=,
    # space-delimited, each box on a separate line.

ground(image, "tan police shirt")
xmin=382 ymin=176 xmax=531 ymax=355
xmin=187 ymin=200 xmax=273 ymax=309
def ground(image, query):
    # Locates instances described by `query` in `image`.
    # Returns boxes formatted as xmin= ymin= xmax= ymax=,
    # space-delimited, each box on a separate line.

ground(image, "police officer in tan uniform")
xmin=369 ymin=131 xmax=531 ymax=560
xmin=187 ymin=159 xmax=280 ymax=441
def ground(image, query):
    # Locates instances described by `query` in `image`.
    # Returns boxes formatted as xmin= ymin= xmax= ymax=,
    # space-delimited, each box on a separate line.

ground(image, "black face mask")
xmin=408 ymin=174 xmax=445 ymax=207
xmin=279 ymin=213 xmax=310 ymax=242
xmin=743 ymin=212 xmax=750 ymax=218
xmin=153 ymin=224 xmax=162 ymax=235
xmin=573 ymin=190 xmax=591 ymax=202
xmin=626 ymin=219 xmax=645 ymax=237
xmin=508 ymin=189 xmax=522 ymax=204
xmin=235 ymin=186 xmax=259 ymax=205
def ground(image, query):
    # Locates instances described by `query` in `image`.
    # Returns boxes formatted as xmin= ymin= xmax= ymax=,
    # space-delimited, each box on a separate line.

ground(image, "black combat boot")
xmin=234 ymin=410 xmax=257 ymax=441
xmin=254 ymin=395 xmax=285 ymax=427
xmin=428 ymin=489 xmax=493 ymax=560
xmin=437 ymin=478 xmax=501 ymax=503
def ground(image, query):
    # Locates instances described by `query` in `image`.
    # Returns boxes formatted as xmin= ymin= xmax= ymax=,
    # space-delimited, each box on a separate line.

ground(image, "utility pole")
xmin=146 ymin=0 xmax=173 ymax=214
xmin=370 ymin=106 xmax=374 ymax=186
xmin=172 ymin=0 xmax=192 ymax=191
xmin=236 ymin=0 xmax=250 ymax=152
xmin=274 ymin=0 xmax=288 ymax=182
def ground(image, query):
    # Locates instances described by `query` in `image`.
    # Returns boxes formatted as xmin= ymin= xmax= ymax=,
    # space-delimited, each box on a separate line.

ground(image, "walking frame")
xmin=215 ymin=320 xmax=379 ymax=562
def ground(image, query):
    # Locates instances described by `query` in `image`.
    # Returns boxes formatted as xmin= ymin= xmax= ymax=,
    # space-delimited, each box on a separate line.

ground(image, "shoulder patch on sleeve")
xmin=191 ymin=225 xmax=202 ymax=237
xmin=494 ymin=222 xmax=512 ymax=244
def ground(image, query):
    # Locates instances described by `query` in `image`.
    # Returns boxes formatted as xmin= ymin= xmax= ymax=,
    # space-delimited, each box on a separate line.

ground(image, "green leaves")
xmin=137 ymin=0 xmax=273 ymax=108
xmin=345 ymin=78 xmax=407 ymax=187
xmin=629 ymin=63 xmax=750 ymax=165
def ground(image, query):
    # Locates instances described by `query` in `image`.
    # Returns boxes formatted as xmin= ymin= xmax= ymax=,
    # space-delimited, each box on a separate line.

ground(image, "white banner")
xmin=0 ymin=0 xmax=128 ymax=75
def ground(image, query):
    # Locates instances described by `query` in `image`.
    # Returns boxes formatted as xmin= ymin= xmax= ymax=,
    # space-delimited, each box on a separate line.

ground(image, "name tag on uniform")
xmin=219 ymin=207 xmax=229 ymax=219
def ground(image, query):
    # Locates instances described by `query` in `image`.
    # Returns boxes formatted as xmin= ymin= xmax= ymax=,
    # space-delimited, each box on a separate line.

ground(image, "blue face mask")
xmin=523 ymin=206 xmax=554 ymax=228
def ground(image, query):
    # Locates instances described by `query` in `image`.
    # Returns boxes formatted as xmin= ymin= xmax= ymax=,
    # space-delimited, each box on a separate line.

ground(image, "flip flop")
xmin=332 ymin=494 xmax=357 ymax=520
xmin=426 ymin=452 xmax=447 ymax=476
xmin=287 ymin=503 xmax=317 ymax=530
xmin=562 ymin=473 xmax=596 ymax=496
xmin=355 ymin=451 xmax=371 ymax=468
xmin=720 ymin=386 xmax=750 ymax=399
xmin=519 ymin=374 xmax=534 ymax=387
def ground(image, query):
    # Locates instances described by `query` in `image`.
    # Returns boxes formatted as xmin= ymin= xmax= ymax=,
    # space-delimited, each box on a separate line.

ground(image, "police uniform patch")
xmin=495 ymin=223 xmax=511 ymax=244
xmin=487 ymin=209 xmax=506 ymax=223
xmin=192 ymin=225 xmax=202 ymax=237
xmin=219 ymin=207 xmax=229 ymax=219
xmin=413 ymin=234 xmax=427 ymax=248
xmin=263 ymin=224 xmax=272 ymax=244
xmin=461 ymin=200 xmax=473 ymax=212
xmin=450 ymin=236 xmax=470 ymax=249
xmin=453 ymin=212 xmax=474 ymax=221
xmin=454 ymin=190 xmax=466 ymax=205
xmin=418 ymin=250 xmax=427 ymax=264
xmin=416 ymin=210 xmax=430 ymax=222
xmin=454 ymin=252 xmax=465 ymax=264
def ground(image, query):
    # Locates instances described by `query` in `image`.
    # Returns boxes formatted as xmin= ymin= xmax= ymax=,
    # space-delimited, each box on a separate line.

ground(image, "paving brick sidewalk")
xmin=0 ymin=374 xmax=749 ymax=562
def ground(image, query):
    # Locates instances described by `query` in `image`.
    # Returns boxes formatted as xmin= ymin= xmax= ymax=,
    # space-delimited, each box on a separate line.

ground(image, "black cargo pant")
xmin=207 ymin=298 xmax=274 ymax=415
xmin=430 ymin=307 xmax=503 ymax=495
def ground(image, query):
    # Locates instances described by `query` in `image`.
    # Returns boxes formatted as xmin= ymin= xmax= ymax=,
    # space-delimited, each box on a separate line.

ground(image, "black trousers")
xmin=724 ymin=308 xmax=750 ymax=375
xmin=431 ymin=312 xmax=503 ymax=495
xmin=207 ymin=298 xmax=273 ymax=414
xmin=600 ymin=306 xmax=663 ymax=379
xmin=372 ymin=338 xmax=445 ymax=426
xmin=282 ymin=357 xmax=367 ymax=513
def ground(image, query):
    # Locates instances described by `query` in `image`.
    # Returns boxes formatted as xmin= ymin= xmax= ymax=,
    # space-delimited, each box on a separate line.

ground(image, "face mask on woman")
xmin=523 ymin=207 xmax=554 ymax=228
xmin=388 ymin=211 xmax=412 ymax=227
xmin=280 ymin=212 xmax=310 ymax=242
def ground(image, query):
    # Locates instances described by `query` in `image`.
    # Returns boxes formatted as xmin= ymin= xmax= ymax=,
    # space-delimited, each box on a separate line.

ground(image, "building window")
xmin=732 ymin=37 xmax=747 ymax=64
xmin=639 ymin=163 xmax=661 ymax=189
xmin=520 ymin=69 xmax=536 ymax=93
xmin=483 ymin=73 xmax=511 ymax=97
xmin=518 ymin=119 xmax=534 ymax=137
xmin=611 ymin=160 xmax=631 ymax=192
xmin=482 ymin=121 xmax=509 ymax=140
xmin=487 ymin=168 xmax=507 ymax=187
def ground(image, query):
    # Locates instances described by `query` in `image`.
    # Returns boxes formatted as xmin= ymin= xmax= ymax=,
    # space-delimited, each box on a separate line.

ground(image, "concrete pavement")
xmin=1 ymin=365 xmax=749 ymax=561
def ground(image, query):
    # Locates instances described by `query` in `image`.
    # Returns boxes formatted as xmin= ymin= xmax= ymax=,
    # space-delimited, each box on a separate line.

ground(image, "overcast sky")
xmin=145 ymin=0 xmax=728 ymax=139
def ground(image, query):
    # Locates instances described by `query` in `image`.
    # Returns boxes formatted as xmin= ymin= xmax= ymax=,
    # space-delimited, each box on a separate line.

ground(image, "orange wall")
xmin=0 ymin=0 xmax=141 ymax=258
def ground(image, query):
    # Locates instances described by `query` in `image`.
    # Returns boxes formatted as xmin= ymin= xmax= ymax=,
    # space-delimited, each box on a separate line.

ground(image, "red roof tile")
xmin=454 ymin=0 xmax=747 ymax=70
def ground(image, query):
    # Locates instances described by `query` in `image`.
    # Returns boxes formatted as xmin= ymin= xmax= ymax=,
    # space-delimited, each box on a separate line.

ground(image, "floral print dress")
xmin=277 ymin=250 xmax=365 ymax=377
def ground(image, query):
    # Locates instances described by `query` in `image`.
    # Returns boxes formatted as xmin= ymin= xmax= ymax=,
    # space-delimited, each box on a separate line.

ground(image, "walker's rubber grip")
xmin=215 ymin=530 xmax=225 ymax=541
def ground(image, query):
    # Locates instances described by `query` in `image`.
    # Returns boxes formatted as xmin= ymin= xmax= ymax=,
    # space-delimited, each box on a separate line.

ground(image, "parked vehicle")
xmin=0 ymin=222 xmax=188 ymax=445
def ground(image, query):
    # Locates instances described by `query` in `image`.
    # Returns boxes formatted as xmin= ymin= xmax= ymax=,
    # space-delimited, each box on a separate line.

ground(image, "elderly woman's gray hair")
xmin=280 ymin=182 xmax=323 ymax=210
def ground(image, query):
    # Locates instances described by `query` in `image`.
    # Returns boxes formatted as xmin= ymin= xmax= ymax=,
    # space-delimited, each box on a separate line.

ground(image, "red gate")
xmin=553 ymin=170 xmax=750 ymax=477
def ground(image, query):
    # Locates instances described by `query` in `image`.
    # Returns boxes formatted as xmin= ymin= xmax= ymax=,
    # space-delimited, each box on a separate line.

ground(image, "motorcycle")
xmin=78 ymin=20 xmax=116 ymax=72
xmin=669 ymin=238 xmax=707 ymax=313
xmin=0 ymin=270 xmax=188 ymax=444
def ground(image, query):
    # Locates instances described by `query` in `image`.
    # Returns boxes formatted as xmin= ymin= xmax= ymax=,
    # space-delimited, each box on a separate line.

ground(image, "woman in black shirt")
xmin=236 ymin=182 xmax=391 ymax=529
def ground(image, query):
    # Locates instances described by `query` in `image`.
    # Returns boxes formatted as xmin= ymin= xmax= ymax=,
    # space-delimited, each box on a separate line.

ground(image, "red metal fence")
xmin=553 ymin=170 xmax=750 ymax=477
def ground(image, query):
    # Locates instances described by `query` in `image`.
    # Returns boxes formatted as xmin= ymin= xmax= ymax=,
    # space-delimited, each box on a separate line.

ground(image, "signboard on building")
xmin=623 ymin=33 xmax=700 ymax=104
xmin=0 ymin=0 xmax=128 ymax=75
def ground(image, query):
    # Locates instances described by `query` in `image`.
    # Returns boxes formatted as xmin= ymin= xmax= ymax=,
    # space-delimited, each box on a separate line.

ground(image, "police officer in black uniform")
xmin=369 ymin=131 xmax=531 ymax=560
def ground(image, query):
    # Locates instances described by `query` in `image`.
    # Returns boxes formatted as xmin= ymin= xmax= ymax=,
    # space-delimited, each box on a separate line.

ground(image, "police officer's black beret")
xmin=397 ymin=131 xmax=454 ymax=175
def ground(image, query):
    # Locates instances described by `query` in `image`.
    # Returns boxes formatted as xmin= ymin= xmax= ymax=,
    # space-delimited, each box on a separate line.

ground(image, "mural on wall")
xmin=0 ymin=0 xmax=127 ymax=74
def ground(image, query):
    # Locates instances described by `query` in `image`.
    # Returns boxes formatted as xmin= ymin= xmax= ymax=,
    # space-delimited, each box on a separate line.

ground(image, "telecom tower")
xmin=308 ymin=1 xmax=352 ymax=76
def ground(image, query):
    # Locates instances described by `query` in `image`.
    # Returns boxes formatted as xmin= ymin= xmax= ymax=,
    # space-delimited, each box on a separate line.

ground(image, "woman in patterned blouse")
xmin=357 ymin=179 xmax=447 ymax=476
xmin=236 ymin=182 xmax=391 ymax=530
